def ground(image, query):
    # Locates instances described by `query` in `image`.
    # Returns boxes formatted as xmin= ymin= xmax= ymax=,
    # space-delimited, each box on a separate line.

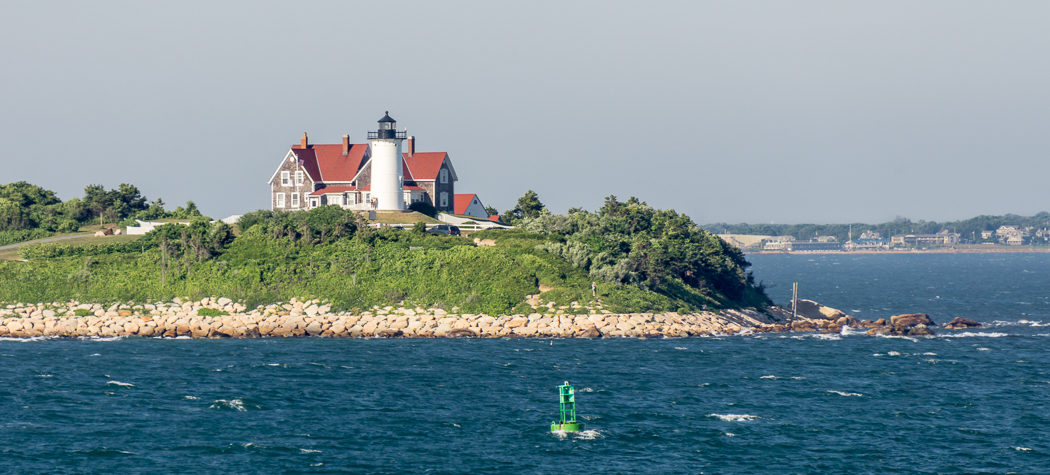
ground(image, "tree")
xmin=484 ymin=206 xmax=499 ymax=217
xmin=502 ymin=190 xmax=546 ymax=226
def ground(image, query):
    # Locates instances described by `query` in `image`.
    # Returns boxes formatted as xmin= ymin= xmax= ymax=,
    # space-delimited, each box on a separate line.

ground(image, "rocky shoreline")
xmin=0 ymin=297 xmax=980 ymax=340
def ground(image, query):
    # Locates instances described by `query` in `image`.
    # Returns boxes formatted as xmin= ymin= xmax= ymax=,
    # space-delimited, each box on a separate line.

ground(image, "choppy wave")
xmin=708 ymin=414 xmax=759 ymax=421
xmin=106 ymin=381 xmax=134 ymax=388
xmin=760 ymin=375 xmax=778 ymax=379
xmin=210 ymin=399 xmax=247 ymax=411
xmin=827 ymin=390 xmax=863 ymax=397
xmin=942 ymin=332 xmax=1010 ymax=338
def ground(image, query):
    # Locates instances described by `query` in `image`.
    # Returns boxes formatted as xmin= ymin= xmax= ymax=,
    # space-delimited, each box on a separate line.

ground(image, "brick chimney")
xmin=342 ymin=135 xmax=350 ymax=155
xmin=407 ymin=136 xmax=415 ymax=157
xmin=300 ymin=132 xmax=308 ymax=149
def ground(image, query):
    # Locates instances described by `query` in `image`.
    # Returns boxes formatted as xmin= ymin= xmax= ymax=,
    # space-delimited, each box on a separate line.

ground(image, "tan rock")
xmin=306 ymin=321 xmax=323 ymax=336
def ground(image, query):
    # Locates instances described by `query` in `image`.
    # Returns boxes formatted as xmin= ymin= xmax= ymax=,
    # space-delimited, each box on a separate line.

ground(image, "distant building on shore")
xmin=890 ymin=229 xmax=960 ymax=247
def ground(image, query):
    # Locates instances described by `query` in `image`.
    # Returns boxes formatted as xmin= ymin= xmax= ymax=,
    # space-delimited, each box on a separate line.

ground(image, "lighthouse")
xmin=367 ymin=111 xmax=406 ymax=210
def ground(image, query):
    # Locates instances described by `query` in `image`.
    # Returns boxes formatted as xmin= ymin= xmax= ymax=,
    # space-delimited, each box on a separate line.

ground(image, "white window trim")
xmin=295 ymin=170 xmax=304 ymax=185
xmin=439 ymin=192 xmax=448 ymax=208
xmin=276 ymin=192 xmax=286 ymax=208
xmin=291 ymin=192 xmax=300 ymax=208
xmin=281 ymin=171 xmax=290 ymax=186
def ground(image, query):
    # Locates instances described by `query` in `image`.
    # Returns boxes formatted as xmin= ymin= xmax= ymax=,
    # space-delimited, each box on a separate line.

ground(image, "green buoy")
xmin=550 ymin=381 xmax=585 ymax=432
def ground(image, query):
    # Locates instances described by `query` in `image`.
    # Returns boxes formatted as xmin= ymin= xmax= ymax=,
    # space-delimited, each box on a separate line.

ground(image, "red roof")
xmin=403 ymin=152 xmax=448 ymax=180
xmin=489 ymin=215 xmax=501 ymax=222
xmin=292 ymin=144 xmax=369 ymax=183
xmin=454 ymin=193 xmax=478 ymax=215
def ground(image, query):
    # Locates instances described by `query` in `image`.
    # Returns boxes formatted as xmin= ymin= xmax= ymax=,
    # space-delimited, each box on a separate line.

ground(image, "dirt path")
xmin=0 ymin=234 xmax=88 ymax=251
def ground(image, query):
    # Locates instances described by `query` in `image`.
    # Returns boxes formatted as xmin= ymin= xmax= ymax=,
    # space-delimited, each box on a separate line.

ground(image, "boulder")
xmin=793 ymin=299 xmax=845 ymax=320
xmin=305 ymin=321 xmax=323 ymax=336
xmin=375 ymin=329 xmax=401 ymax=338
xmin=450 ymin=328 xmax=477 ymax=338
xmin=904 ymin=324 xmax=934 ymax=337
xmin=944 ymin=317 xmax=982 ymax=329
xmin=890 ymin=313 xmax=935 ymax=329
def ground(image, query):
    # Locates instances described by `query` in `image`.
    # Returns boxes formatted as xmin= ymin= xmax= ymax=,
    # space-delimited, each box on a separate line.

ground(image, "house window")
xmin=276 ymin=193 xmax=286 ymax=208
xmin=329 ymin=194 xmax=342 ymax=206
xmin=291 ymin=192 xmax=300 ymax=208
xmin=281 ymin=171 xmax=290 ymax=186
xmin=310 ymin=198 xmax=319 ymax=208
xmin=439 ymin=169 xmax=448 ymax=184
xmin=295 ymin=170 xmax=304 ymax=185
xmin=440 ymin=192 xmax=448 ymax=208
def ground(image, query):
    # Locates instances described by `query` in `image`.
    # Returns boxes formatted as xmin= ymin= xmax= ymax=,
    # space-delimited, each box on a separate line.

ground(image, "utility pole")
xmin=792 ymin=282 xmax=798 ymax=319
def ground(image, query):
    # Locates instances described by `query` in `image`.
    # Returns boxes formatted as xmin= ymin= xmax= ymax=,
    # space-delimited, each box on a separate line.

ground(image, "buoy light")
xmin=550 ymin=381 xmax=585 ymax=432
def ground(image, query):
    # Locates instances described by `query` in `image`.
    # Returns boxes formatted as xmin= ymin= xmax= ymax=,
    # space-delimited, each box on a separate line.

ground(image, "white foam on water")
xmin=943 ymin=332 xmax=1009 ymax=338
xmin=827 ymin=390 xmax=863 ymax=397
xmin=106 ymin=381 xmax=134 ymax=388
xmin=875 ymin=335 xmax=921 ymax=342
xmin=91 ymin=337 xmax=124 ymax=342
xmin=841 ymin=326 xmax=868 ymax=336
xmin=760 ymin=375 xmax=778 ymax=380
xmin=550 ymin=429 xmax=569 ymax=439
xmin=887 ymin=351 xmax=901 ymax=356
xmin=175 ymin=335 xmax=192 ymax=339
xmin=812 ymin=333 xmax=841 ymax=341
xmin=210 ymin=399 xmax=247 ymax=411
xmin=37 ymin=374 xmax=52 ymax=378
xmin=724 ymin=432 xmax=736 ymax=437
xmin=674 ymin=347 xmax=688 ymax=350
xmin=791 ymin=376 xmax=805 ymax=380
xmin=1015 ymin=447 xmax=1032 ymax=452
xmin=266 ymin=363 xmax=280 ymax=367
xmin=575 ymin=430 xmax=602 ymax=440
xmin=183 ymin=396 xmax=198 ymax=400
xmin=708 ymin=414 xmax=759 ymax=422
xmin=977 ymin=348 xmax=991 ymax=351
xmin=873 ymin=353 xmax=885 ymax=356
xmin=89 ymin=353 xmax=100 ymax=356
xmin=300 ymin=449 xmax=322 ymax=454
xmin=923 ymin=352 xmax=938 ymax=356
xmin=1 ymin=336 xmax=50 ymax=342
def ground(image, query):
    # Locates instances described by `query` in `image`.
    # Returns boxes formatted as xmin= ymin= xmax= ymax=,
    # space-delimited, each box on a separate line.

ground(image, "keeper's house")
xmin=268 ymin=112 xmax=490 ymax=219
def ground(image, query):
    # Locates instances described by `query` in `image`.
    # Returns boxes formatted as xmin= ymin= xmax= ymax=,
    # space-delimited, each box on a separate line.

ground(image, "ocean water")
xmin=1 ymin=253 xmax=1048 ymax=474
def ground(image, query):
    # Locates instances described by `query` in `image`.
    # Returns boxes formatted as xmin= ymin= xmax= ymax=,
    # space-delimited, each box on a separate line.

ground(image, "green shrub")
xmin=197 ymin=308 xmax=228 ymax=317
xmin=0 ymin=229 xmax=53 ymax=246
xmin=73 ymin=308 xmax=93 ymax=316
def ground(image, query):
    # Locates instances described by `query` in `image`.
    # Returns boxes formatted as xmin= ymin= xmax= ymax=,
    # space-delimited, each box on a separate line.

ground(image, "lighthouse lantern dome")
xmin=370 ymin=111 xmax=404 ymax=139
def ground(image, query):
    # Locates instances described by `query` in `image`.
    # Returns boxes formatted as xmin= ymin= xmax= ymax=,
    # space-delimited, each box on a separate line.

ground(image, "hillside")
xmin=0 ymin=198 xmax=769 ymax=313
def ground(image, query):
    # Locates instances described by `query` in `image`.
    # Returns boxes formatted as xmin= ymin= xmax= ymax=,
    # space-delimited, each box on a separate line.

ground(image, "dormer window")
xmin=440 ymin=169 xmax=448 ymax=184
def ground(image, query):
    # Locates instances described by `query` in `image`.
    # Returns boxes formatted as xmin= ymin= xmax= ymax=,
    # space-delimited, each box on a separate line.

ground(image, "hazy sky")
xmin=2 ymin=1 xmax=1048 ymax=224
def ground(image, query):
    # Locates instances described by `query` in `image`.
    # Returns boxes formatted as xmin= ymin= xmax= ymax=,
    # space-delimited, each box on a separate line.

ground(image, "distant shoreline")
xmin=747 ymin=246 xmax=1050 ymax=256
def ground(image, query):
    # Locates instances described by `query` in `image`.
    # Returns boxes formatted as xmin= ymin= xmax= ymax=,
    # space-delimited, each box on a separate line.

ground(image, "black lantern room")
xmin=369 ymin=111 xmax=405 ymax=139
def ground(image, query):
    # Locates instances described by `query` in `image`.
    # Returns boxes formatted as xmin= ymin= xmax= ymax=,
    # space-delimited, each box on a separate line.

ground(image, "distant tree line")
xmin=703 ymin=212 xmax=1050 ymax=244
xmin=0 ymin=181 xmax=204 ymax=244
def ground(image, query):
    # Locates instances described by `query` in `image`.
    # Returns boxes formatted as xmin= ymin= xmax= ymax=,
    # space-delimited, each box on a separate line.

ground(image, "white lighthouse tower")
xmin=367 ymin=111 xmax=406 ymax=210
